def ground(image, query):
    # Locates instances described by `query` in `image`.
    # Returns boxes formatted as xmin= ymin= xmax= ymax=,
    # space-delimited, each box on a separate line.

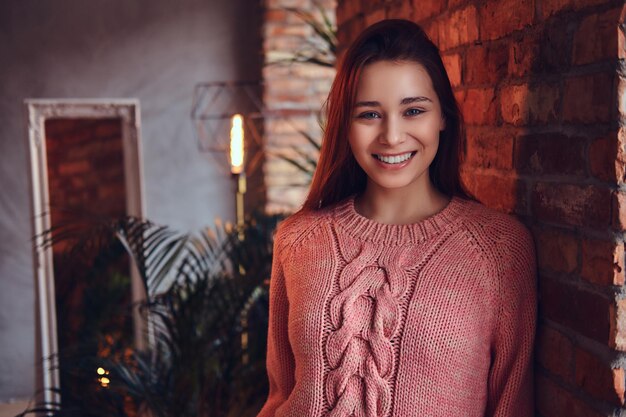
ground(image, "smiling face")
xmin=348 ymin=60 xmax=446 ymax=195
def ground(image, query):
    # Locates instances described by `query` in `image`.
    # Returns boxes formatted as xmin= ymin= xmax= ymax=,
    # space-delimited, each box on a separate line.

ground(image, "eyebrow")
xmin=354 ymin=96 xmax=433 ymax=107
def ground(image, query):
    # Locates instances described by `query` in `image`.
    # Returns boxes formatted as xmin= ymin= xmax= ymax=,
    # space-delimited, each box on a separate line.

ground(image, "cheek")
xmin=348 ymin=125 xmax=368 ymax=152
xmin=412 ymin=119 xmax=442 ymax=145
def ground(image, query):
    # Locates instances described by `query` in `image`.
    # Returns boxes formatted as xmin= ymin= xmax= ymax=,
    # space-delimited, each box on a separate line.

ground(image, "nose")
xmin=379 ymin=116 xmax=404 ymax=146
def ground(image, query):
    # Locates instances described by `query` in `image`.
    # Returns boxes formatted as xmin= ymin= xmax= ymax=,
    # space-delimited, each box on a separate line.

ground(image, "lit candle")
xmin=230 ymin=114 xmax=244 ymax=174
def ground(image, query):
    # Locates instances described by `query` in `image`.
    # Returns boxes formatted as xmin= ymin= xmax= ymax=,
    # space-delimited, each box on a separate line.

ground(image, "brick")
xmin=562 ymin=72 xmax=615 ymax=124
xmin=336 ymin=15 xmax=365 ymax=52
xmin=589 ymin=132 xmax=625 ymax=183
xmin=534 ymin=227 xmax=578 ymax=274
xmin=364 ymin=8 xmax=386 ymax=27
xmin=314 ymin=0 xmax=336 ymax=9
xmin=574 ymin=0 xmax=617 ymax=9
xmin=618 ymin=77 xmax=626 ymax=118
xmin=465 ymin=127 xmax=514 ymax=169
xmin=437 ymin=5 xmax=479 ymax=50
xmin=539 ymin=276 xmax=611 ymax=343
xmin=461 ymin=172 xmax=525 ymax=213
xmin=514 ymin=133 xmax=585 ymax=176
xmin=70 ymin=176 xmax=87 ymax=189
xmin=532 ymin=183 xmax=612 ymax=228
xmin=458 ymin=88 xmax=497 ymax=125
xmin=540 ymin=0 xmax=572 ymax=20
xmin=480 ymin=0 xmax=534 ymax=41
xmin=448 ymin=0 xmax=467 ymax=8
xmin=265 ymin=131 xmax=319 ymax=148
xmin=536 ymin=373 xmax=605 ymax=417
xmin=263 ymin=65 xmax=292 ymax=79
xmin=66 ymin=140 xmax=116 ymax=160
xmin=265 ymin=9 xmax=289 ymax=23
xmin=267 ymin=23 xmax=311 ymax=38
xmin=385 ymin=1 xmax=413 ymax=20
xmin=266 ymin=0 xmax=308 ymax=7
xmin=581 ymin=239 xmax=625 ymax=286
xmin=264 ymin=36 xmax=302 ymax=53
xmin=500 ymin=83 xmax=560 ymax=126
xmin=336 ymin=0 xmax=362 ymax=26
xmin=58 ymin=160 xmax=91 ymax=176
xmin=575 ymin=348 xmax=625 ymax=405
xmin=310 ymin=80 xmax=337 ymax=98
xmin=422 ymin=21 xmax=439 ymax=46
xmin=508 ymin=32 xmax=540 ymax=78
xmin=266 ymin=116 xmax=312 ymax=135
xmin=361 ymin=0 xmax=384 ymax=14
xmin=411 ymin=0 xmax=445 ymax=21
xmin=573 ymin=7 xmax=621 ymax=65
xmin=265 ymin=94 xmax=313 ymax=107
xmin=612 ymin=190 xmax=626 ymax=231
xmin=610 ymin=298 xmax=626 ymax=351
xmin=94 ymin=120 xmax=122 ymax=138
xmin=44 ymin=119 xmax=71 ymax=137
xmin=288 ymin=63 xmax=336 ymax=79
xmin=267 ymin=78 xmax=311 ymax=94
xmin=441 ymin=53 xmax=462 ymax=87
xmin=617 ymin=16 xmax=626 ymax=59
xmin=539 ymin=20 xmax=572 ymax=73
xmin=536 ymin=325 xmax=574 ymax=381
xmin=465 ymin=42 xmax=508 ymax=85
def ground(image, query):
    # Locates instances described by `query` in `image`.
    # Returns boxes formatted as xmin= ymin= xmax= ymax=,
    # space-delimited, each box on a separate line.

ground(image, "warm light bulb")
xmin=230 ymin=114 xmax=244 ymax=174
xmin=99 ymin=377 xmax=110 ymax=387
xmin=97 ymin=367 xmax=105 ymax=375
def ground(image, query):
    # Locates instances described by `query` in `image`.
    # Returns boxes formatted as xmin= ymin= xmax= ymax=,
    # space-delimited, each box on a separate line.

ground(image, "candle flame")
xmin=230 ymin=114 xmax=244 ymax=174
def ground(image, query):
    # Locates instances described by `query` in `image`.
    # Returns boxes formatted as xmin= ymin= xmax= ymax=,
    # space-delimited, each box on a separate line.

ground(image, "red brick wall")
xmin=45 ymin=118 xmax=127 ymax=236
xmin=337 ymin=0 xmax=626 ymax=415
xmin=263 ymin=0 xmax=337 ymax=213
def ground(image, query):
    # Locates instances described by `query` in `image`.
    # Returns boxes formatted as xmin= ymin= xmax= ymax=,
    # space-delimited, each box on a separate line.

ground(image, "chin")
xmin=367 ymin=174 xmax=425 ymax=192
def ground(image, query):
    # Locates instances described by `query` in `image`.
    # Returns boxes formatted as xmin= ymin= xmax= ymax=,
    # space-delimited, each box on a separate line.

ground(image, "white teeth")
xmin=374 ymin=152 xmax=413 ymax=164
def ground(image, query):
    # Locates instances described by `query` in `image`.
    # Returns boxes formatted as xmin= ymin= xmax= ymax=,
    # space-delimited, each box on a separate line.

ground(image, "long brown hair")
xmin=302 ymin=19 xmax=473 ymax=211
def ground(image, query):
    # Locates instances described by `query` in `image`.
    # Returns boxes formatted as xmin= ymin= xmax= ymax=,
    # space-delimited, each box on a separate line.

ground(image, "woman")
xmin=258 ymin=19 xmax=536 ymax=417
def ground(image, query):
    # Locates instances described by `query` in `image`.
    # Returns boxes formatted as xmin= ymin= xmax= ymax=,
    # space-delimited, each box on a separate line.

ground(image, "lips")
xmin=373 ymin=151 xmax=416 ymax=164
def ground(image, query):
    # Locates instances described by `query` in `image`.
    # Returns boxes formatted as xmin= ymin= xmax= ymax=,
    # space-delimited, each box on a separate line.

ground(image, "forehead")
xmin=355 ymin=60 xmax=437 ymax=100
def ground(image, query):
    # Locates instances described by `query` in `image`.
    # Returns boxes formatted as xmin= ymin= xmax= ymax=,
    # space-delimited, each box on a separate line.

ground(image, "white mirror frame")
xmin=24 ymin=99 xmax=145 ymax=406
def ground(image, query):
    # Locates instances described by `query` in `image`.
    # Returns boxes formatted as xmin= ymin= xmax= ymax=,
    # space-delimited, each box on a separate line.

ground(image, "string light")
xmin=96 ymin=367 xmax=110 ymax=388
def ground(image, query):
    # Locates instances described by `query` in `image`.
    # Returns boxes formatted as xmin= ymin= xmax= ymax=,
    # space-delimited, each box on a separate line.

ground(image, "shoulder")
xmin=458 ymin=199 xmax=535 ymax=273
xmin=273 ymin=205 xmax=335 ymax=258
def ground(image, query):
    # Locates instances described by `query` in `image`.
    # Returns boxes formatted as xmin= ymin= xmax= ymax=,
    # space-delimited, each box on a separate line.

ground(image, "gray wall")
xmin=0 ymin=0 xmax=263 ymax=401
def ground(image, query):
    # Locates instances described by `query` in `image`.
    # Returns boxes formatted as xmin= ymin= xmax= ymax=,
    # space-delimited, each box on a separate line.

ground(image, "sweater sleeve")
xmin=485 ymin=222 xmax=537 ymax=417
xmin=257 ymin=228 xmax=296 ymax=417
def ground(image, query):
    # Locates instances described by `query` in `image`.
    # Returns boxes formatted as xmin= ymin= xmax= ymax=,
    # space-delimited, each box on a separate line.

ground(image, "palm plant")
xmin=267 ymin=2 xmax=337 ymax=68
xmin=275 ymin=124 xmax=323 ymax=186
xmin=19 ymin=211 xmax=282 ymax=417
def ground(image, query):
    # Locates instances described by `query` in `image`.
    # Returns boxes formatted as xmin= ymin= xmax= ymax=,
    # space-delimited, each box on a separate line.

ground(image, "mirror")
xmin=25 ymin=99 xmax=145 ymax=406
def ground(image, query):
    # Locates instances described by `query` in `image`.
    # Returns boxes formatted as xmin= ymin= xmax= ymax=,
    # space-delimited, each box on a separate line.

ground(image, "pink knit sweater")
xmin=258 ymin=195 xmax=537 ymax=417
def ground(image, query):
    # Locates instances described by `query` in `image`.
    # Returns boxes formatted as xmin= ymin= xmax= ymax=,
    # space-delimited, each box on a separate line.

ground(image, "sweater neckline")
xmin=332 ymin=194 xmax=468 ymax=245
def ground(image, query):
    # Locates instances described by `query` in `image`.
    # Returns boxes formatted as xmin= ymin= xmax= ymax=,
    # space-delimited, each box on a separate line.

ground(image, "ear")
xmin=440 ymin=116 xmax=446 ymax=132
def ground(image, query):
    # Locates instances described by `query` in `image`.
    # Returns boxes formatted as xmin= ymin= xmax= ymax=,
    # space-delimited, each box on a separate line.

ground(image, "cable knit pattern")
xmin=258 ymin=195 xmax=537 ymax=417
xmin=325 ymin=240 xmax=412 ymax=417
